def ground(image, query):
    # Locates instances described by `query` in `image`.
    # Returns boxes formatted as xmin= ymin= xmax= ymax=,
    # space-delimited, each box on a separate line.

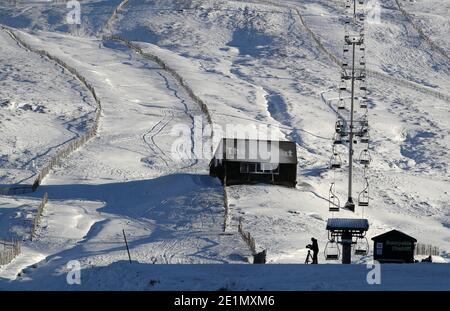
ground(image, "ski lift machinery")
xmin=326 ymin=218 xmax=369 ymax=264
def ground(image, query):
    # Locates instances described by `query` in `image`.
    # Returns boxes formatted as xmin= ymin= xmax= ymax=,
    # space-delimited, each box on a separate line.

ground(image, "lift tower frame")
xmin=343 ymin=34 xmax=364 ymax=212
xmin=326 ymin=218 xmax=369 ymax=264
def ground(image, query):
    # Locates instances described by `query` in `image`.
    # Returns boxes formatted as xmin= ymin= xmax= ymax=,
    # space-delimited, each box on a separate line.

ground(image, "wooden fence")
xmin=0 ymin=239 xmax=21 ymax=266
xmin=0 ymin=26 xmax=102 ymax=195
xmin=30 ymin=192 xmax=49 ymax=241
xmin=222 ymin=176 xmax=229 ymax=232
xmin=415 ymin=243 xmax=440 ymax=256
xmin=238 ymin=217 xmax=257 ymax=255
xmin=394 ymin=0 xmax=450 ymax=63
xmin=238 ymin=217 xmax=267 ymax=263
xmin=99 ymin=0 xmax=130 ymax=36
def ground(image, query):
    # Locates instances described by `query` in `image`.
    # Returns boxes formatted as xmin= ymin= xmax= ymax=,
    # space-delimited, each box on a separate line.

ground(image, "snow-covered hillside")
xmin=0 ymin=0 xmax=449 ymax=290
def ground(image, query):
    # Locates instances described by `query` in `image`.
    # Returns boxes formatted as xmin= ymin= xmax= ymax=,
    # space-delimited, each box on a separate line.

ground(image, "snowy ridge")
xmin=251 ymin=0 xmax=450 ymax=102
xmin=394 ymin=0 xmax=450 ymax=63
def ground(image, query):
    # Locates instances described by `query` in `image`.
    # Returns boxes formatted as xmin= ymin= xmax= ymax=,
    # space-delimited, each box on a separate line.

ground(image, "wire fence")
xmin=0 ymin=239 xmax=21 ymax=266
xmin=0 ymin=26 xmax=102 ymax=196
xmin=415 ymin=243 xmax=440 ymax=256
xmin=30 ymin=192 xmax=49 ymax=241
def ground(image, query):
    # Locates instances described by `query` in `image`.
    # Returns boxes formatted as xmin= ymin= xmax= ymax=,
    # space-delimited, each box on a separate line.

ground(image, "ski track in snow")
xmin=142 ymin=109 xmax=173 ymax=167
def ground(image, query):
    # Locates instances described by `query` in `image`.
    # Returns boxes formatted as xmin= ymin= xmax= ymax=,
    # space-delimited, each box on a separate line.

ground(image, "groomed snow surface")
xmin=0 ymin=0 xmax=449 ymax=290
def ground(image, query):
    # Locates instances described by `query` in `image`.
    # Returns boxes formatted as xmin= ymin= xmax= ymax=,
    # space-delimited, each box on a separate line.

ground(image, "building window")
xmin=240 ymin=163 xmax=279 ymax=175
xmin=376 ymin=242 xmax=383 ymax=255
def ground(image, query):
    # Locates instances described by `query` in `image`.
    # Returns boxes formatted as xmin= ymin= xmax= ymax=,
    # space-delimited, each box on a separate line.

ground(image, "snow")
xmin=0 ymin=0 xmax=449 ymax=290
xmin=0 ymin=30 xmax=96 ymax=185
xmin=2 ymin=261 xmax=449 ymax=291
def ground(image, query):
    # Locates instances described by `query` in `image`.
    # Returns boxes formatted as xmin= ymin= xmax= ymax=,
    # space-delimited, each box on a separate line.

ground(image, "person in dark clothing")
xmin=306 ymin=238 xmax=319 ymax=264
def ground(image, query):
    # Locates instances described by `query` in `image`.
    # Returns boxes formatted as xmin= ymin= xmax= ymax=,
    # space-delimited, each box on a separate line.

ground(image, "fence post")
xmin=223 ymin=173 xmax=228 ymax=232
xmin=122 ymin=229 xmax=132 ymax=264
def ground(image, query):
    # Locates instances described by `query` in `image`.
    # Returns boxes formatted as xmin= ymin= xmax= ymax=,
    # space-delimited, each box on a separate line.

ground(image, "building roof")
xmin=371 ymin=230 xmax=417 ymax=242
xmin=326 ymin=218 xmax=369 ymax=231
xmin=212 ymin=138 xmax=297 ymax=164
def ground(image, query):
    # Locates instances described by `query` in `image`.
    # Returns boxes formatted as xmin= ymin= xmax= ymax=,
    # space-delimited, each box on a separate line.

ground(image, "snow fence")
xmin=0 ymin=239 xmax=21 ymax=267
xmin=0 ymin=26 xmax=102 ymax=195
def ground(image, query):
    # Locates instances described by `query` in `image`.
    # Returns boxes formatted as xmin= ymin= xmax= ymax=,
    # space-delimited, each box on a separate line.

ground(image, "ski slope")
xmin=0 ymin=0 xmax=449 ymax=290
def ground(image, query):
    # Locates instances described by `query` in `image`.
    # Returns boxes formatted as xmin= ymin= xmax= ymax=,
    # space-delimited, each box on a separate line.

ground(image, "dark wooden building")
xmin=371 ymin=230 xmax=417 ymax=263
xmin=209 ymin=138 xmax=297 ymax=187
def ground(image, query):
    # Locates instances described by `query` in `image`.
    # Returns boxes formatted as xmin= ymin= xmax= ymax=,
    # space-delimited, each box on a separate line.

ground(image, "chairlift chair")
xmin=359 ymin=118 xmax=369 ymax=127
xmin=360 ymin=135 xmax=369 ymax=144
xmin=338 ymin=98 xmax=346 ymax=110
xmin=358 ymin=178 xmax=370 ymax=207
xmin=359 ymin=99 xmax=368 ymax=109
xmin=334 ymin=140 xmax=343 ymax=145
xmin=324 ymin=240 xmax=340 ymax=260
xmin=329 ymin=152 xmax=342 ymax=170
xmin=341 ymin=72 xmax=351 ymax=80
xmin=335 ymin=119 xmax=345 ymax=133
xmin=359 ymin=149 xmax=371 ymax=166
xmin=354 ymin=237 xmax=369 ymax=256
xmin=356 ymin=71 xmax=366 ymax=81
xmin=355 ymin=124 xmax=368 ymax=137
xmin=328 ymin=183 xmax=341 ymax=212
